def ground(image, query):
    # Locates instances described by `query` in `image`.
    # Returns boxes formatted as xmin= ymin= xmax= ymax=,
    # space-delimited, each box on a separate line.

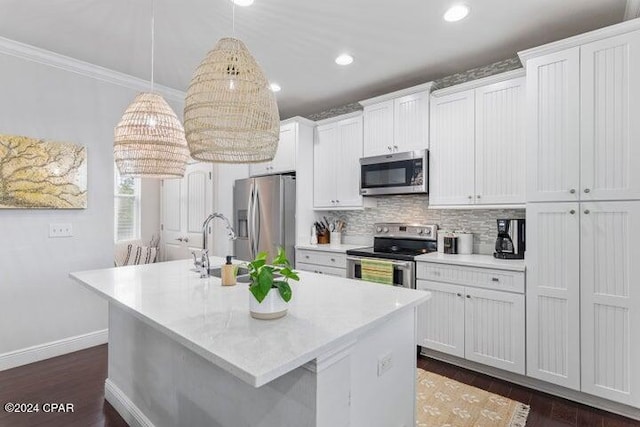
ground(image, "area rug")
xmin=416 ymin=368 xmax=530 ymax=427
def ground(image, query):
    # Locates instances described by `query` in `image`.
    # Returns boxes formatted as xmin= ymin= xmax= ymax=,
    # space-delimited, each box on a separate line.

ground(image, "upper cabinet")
xmin=429 ymin=72 xmax=526 ymax=207
xmin=249 ymin=121 xmax=299 ymax=177
xmin=360 ymin=83 xmax=433 ymax=157
xmin=522 ymin=29 xmax=640 ymax=202
xmin=313 ymin=113 xmax=366 ymax=210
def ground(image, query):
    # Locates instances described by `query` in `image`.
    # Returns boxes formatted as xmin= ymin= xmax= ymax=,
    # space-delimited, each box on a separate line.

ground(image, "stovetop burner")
xmin=346 ymin=223 xmax=438 ymax=261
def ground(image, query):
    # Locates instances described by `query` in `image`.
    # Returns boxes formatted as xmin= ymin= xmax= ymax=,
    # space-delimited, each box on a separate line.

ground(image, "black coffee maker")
xmin=494 ymin=219 xmax=526 ymax=259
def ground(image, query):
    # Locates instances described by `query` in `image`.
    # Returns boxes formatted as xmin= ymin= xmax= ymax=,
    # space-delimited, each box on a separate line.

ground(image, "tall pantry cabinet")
xmin=521 ymin=22 xmax=640 ymax=407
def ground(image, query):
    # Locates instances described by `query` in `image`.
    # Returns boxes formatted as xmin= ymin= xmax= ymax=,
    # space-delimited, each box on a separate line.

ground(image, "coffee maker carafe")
xmin=494 ymin=219 xmax=526 ymax=259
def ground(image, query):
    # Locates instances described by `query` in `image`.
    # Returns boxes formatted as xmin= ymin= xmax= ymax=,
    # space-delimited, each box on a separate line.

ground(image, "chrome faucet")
xmin=202 ymin=213 xmax=237 ymax=252
xmin=196 ymin=249 xmax=210 ymax=278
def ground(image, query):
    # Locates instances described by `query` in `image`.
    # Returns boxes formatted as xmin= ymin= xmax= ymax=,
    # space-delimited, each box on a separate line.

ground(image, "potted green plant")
xmin=246 ymin=247 xmax=299 ymax=320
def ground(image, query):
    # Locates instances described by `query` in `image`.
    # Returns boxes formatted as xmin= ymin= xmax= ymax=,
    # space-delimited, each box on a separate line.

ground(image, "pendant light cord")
xmin=150 ymin=0 xmax=155 ymax=93
xmin=232 ymin=1 xmax=236 ymax=37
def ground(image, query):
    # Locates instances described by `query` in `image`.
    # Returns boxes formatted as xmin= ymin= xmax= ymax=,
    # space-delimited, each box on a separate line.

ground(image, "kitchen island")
xmin=70 ymin=258 xmax=430 ymax=427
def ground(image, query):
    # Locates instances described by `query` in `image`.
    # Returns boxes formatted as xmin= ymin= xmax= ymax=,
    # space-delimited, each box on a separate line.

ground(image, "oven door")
xmin=346 ymin=256 xmax=416 ymax=289
xmin=359 ymin=150 xmax=427 ymax=196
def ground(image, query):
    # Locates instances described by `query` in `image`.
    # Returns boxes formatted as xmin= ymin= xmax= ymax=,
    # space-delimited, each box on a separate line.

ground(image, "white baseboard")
xmin=421 ymin=348 xmax=640 ymax=421
xmin=105 ymin=379 xmax=156 ymax=427
xmin=0 ymin=329 xmax=108 ymax=371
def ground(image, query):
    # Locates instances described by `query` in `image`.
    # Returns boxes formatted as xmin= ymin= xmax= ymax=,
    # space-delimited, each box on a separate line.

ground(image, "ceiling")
xmin=0 ymin=0 xmax=627 ymax=119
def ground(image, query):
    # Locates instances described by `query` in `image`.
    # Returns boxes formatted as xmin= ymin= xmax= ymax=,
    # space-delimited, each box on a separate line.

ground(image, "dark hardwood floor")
xmin=417 ymin=356 xmax=640 ymax=427
xmin=1 ymin=344 xmax=638 ymax=426
xmin=0 ymin=345 xmax=126 ymax=427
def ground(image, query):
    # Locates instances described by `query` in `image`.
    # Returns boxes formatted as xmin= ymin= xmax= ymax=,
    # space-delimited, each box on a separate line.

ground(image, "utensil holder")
xmin=317 ymin=232 xmax=330 ymax=245
xmin=329 ymin=232 xmax=342 ymax=248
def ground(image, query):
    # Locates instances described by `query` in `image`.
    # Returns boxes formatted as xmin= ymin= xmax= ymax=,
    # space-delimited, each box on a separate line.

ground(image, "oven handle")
xmin=346 ymin=256 xmax=411 ymax=268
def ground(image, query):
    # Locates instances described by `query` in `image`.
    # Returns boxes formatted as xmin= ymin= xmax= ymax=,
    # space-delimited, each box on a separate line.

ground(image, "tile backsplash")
xmin=328 ymin=195 xmax=525 ymax=254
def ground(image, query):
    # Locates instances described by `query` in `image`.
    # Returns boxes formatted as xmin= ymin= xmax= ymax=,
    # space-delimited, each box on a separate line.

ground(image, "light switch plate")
xmin=377 ymin=352 xmax=393 ymax=377
xmin=49 ymin=223 xmax=73 ymax=238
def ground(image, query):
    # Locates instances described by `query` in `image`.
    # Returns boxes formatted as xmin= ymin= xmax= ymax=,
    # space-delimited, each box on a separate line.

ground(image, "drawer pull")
xmin=466 ymin=295 xmax=471 ymax=299
xmin=456 ymin=293 xmax=462 ymax=297
xmin=491 ymin=277 xmax=500 ymax=282
xmin=330 ymin=258 xmax=336 ymax=262
xmin=432 ymin=271 xmax=441 ymax=276
xmin=305 ymin=255 xmax=310 ymax=259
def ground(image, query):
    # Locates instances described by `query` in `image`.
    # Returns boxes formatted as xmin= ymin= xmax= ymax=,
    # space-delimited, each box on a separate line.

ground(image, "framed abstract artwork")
xmin=0 ymin=134 xmax=87 ymax=209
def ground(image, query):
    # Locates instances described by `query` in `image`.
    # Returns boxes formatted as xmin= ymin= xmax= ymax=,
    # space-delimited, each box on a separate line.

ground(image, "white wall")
xmin=140 ymin=178 xmax=161 ymax=245
xmin=0 ymin=40 xmax=184 ymax=363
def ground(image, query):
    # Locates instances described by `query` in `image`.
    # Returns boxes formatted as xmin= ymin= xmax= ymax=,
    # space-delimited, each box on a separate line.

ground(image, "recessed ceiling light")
xmin=444 ymin=4 xmax=470 ymax=22
xmin=335 ymin=54 xmax=354 ymax=66
xmin=270 ymin=83 xmax=281 ymax=92
xmin=232 ymin=0 xmax=254 ymax=6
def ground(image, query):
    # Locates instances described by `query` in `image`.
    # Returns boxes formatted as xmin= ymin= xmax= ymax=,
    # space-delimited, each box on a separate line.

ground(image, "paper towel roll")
xmin=455 ymin=232 xmax=473 ymax=255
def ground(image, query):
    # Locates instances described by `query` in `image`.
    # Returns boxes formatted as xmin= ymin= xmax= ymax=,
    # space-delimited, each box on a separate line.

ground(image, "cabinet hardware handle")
xmin=468 ymin=195 xmax=472 ymax=199
xmin=569 ymin=189 xmax=576 ymax=194
xmin=569 ymin=209 xmax=575 ymax=215
xmin=393 ymin=145 xmax=398 ymax=151
xmin=466 ymin=295 xmax=471 ymax=299
xmin=433 ymin=271 xmax=440 ymax=276
xmin=584 ymin=209 xmax=590 ymax=214
xmin=305 ymin=255 xmax=310 ymax=259
xmin=183 ymin=237 xmax=189 ymax=243
xmin=335 ymin=200 xmax=340 ymax=203
xmin=330 ymin=258 xmax=335 ymax=262
xmin=476 ymin=195 xmax=481 ymax=198
xmin=492 ymin=277 xmax=499 ymax=282
xmin=387 ymin=146 xmax=392 ymax=151
xmin=584 ymin=188 xmax=591 ymax=193
xmin=456 ymin=293 xmax=462 ymax=297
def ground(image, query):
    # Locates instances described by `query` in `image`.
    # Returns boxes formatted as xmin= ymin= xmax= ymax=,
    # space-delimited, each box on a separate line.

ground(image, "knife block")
xmin=317 ymin=232 xmax=330 ymax=245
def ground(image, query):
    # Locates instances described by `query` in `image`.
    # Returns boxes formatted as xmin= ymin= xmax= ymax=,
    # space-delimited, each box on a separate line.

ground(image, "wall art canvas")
xmin=0 ymin=134 xmax=87 ymax=209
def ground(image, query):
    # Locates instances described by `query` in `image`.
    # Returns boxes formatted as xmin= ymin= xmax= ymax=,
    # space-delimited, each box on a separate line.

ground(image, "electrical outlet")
xmin=377 ymin=353 xmax=393 ymax=377
xmin=49 ymin=223 xmax=73 ymax=238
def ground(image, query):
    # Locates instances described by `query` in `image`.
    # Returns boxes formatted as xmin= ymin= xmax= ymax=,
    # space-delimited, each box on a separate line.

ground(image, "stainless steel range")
xmin=346 ymin=223 xmax=438 ymax=289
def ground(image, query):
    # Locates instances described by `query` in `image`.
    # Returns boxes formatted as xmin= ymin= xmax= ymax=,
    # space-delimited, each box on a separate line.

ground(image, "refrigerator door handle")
xmin=248 ymin=181 xmax=256 ymax=259
xmin=253 ymin=185 xmax=261 ymax=257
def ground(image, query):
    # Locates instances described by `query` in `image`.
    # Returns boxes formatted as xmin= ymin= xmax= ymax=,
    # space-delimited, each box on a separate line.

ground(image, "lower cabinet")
xmin=296 ymin=249 xmax=347 ymax=278
xmin=417 ymin=263 xmax=525 ymax=375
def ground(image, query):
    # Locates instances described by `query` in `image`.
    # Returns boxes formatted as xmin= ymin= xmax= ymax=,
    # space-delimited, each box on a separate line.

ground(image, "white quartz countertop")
xmin=70 ymin=258 xmax=429 ymax=388
xmin=295 ymin=243 xmax=366 ymax=253
xmin=415 ymin=253 xmax=526 ymax=272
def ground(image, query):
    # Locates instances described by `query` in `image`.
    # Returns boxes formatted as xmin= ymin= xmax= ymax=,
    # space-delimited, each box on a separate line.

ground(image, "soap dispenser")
xmin=221 ymin=256 xmax=236 ymax=286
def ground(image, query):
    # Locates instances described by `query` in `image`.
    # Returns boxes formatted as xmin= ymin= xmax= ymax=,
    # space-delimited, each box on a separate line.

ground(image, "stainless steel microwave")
xmin=359 ymin=150 xmax=428 ymax=196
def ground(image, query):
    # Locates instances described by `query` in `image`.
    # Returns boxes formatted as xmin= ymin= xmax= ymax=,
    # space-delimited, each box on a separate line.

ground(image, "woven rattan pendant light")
xmin=183 ymin=3 xmax=280 ymax=163
xmin=114 ymin=0 xmax=189 ymax=178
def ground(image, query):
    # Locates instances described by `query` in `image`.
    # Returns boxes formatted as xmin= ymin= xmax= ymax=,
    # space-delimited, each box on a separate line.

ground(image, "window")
xmin=114 ymin=167 xmax=141 ymax=242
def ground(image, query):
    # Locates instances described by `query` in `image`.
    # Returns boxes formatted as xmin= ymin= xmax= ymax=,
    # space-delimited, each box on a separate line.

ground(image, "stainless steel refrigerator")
xmin=233 ymin=175 xmax=296 ymax=263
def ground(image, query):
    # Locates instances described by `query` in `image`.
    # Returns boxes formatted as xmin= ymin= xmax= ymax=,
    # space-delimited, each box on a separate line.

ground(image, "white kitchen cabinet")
xmin=393 ymin=91 xmax=430 ymax=153
xmin=580 ymin=201 xmax=640 ymax=406
xmin=417 ymin=261 xmax=525 ymax=375
xmin=525 ymin=203 xmax=581 ymax=390
xmin=296 ymin=249 xmax=347 ymax=277
xmin=417 ymin=280 xmax=465 ymax=358
xmin=362 ymin=100 xmax=394 ymax=157
xmin=464 ymin=287 xmax=525 ymax=374
xmin=250 ymin=122 xmax=298 ymax=176
xmin=360 ymin=83 xmax=433 ymax=157
xmin=314 ymin=114 xmax=364 ymax=210
xmin=475 ymin=77 xmax=526 ymax=205
xmin=429 ymin=73 xmax=526 ymax=207
xmin=525 ymin=30 xmax=640 ymax=203
xmin=429 ymin=89 xmax=476 ymax=206
xmin=580 ymin=33 xmax=640 ymax=201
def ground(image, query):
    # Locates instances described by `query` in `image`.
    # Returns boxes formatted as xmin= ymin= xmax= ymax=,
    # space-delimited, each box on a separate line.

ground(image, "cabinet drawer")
xmin=296 ymin=250 xmax=347 ymax=269
xmin=296 ymin=262 xmax=346 ymax=278
xmin=416 ymin=262 xmax=524 ymax=293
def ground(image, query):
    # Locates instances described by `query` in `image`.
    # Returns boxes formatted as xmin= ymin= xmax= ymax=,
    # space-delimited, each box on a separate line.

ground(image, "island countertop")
xmin=70 ymin=258 xmax=429 ymax=388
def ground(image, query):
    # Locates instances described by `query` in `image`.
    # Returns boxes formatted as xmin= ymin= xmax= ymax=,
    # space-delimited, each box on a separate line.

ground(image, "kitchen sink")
xmin=208 ymin=266 xmax=251 ymax=283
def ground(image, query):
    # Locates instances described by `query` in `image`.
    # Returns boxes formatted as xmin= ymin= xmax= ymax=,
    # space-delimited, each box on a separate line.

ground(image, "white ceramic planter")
xmin=250 ymin=288 xmax=288 ymax=320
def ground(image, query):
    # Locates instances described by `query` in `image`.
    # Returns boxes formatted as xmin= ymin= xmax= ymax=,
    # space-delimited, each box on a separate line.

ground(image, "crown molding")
xmin=625 ymin=0 xmax=640 ymax=20
xmin=314 ymin=110 xmax=363 ymax=126
xmin=0 ymin=36 xmax=186 ymax=102
xmin=281 ymin=116 xmax=316 ymax=128
xmin=518 ymin=18 xmax=640 ymax=63
xmin=359 ymin=81 xmax=435 ymax=107
xmin=430 ymin=68 xmax=525 ymax=98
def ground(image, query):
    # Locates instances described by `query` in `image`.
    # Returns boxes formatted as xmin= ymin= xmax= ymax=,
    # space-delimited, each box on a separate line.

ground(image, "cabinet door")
xmin=394 ymin=91 xmax=429 ymax=152
xmin=526 ymin=203 xmax=581 ymax=389
xmin=313 ymin=124 xmax=337 ymax=208
xmin=363 ymin=100 xmax=394 ymax=157
xmin=249 ymin=161 xmax=271 ymax=177
xmin=429 ymin=90 xmax=475 ymax=206
xmin=581 ymin=201 xmax=640 ymax=406
xmin=526 ymin=48 xmax=581 ymax=202
xmin=416 ymin=280 xmax=465 ymax=358
xmin=335 ymin=116 xmax=364 ymax=208
xmin=475 ymin=77 xmax=526 ymax=205
xmin=271 ymin=123 xmax=297 ymax=174
xmin=580 ymin=33 xmax=640 ymax=201
xmin=464 ymin=287 xmax=525 ymax=374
